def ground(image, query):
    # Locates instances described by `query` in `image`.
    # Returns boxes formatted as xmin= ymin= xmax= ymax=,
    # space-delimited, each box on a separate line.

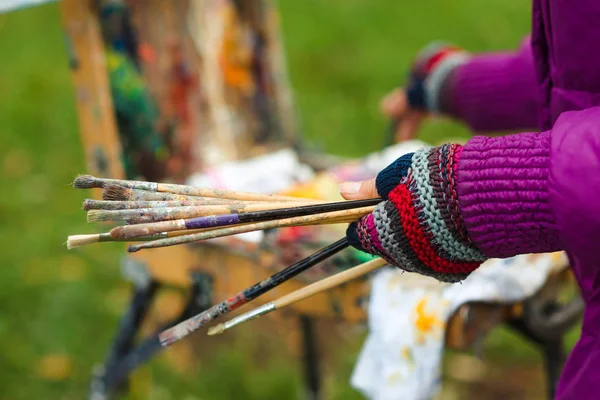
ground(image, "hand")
xmin=381 ymin=88 xmax=427 ymax=143
xmin=339 ymin=149 xmax=413 ymax=200
xmin=339 ymin=179 xmax=378 ymax=200
xmin=340 ymin=145 xmax=487 ymax=283
xmin=382 ymin=42 xmax=469 ymax=143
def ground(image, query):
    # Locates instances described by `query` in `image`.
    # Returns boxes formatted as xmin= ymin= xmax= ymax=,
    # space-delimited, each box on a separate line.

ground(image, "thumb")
xmin=339 ymin=179 xmax=379 ymax=200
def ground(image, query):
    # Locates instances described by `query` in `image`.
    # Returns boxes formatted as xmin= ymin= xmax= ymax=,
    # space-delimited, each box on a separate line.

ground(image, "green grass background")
xmin=0 ymin=1 xmax=580 ymax=399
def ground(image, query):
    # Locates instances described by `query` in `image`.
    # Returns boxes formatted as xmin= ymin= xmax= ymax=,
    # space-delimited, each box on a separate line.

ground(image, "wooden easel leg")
xmin=89 ymin=261 xmax=159 ymax=400
xmin=508 ymin=318 xmax=565 ymax=400
xmin=300 ymin=315 xmax=321 ymax=400
xmin=89 ymin=261 xmax=214 ymax=400
xmin=542 ymin=338 xmax=564 ymax=400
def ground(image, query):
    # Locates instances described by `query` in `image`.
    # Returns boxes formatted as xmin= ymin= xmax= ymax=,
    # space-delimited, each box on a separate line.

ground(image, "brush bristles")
xmin=102 ymin=184 xmax=131 ymax=201
xmin=207 ymin=324 xmax=225 ymax=336
xmin=82 ymin=199 xmax=94 ymax=210
xmin=73 ymin=175 xmax=101 ymax=189
xmin=67 ymin=234 xmax=100 ymax=249
xmin=87 ymin=210 xmax=114 ymax=223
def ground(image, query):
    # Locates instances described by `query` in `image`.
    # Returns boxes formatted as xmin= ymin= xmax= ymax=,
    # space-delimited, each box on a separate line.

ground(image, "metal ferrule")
xmin=223 ymin=302 xmax=276 ymax=330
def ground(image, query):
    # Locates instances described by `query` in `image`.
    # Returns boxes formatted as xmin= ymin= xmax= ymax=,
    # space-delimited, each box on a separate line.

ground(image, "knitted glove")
xmin=405 ymin=42 xmax=470 ymax=114
xmin=346 ymin=145 xmax=487 ymax=282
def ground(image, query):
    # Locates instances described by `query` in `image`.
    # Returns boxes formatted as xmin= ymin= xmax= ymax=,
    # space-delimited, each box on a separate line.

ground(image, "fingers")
xmin=380 ymin=88 xmax=408 ymax=118
xmin=339 ymin=179 xmax=379 ymax=200
xmin=381 ymin=88 xmax=428 ymax=143
xmin=395 ymin=111 xmax=426 ymax=142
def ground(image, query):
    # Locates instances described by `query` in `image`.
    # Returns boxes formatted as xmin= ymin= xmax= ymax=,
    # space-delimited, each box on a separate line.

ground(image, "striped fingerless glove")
xmin=346 ymin=144 xmax=487 ymax=282
xmin=406 ymin=42 xmax=470 ymax=114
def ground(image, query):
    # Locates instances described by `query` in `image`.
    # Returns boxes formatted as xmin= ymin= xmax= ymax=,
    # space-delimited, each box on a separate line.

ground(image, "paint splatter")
xmin=386 ymin=371 xmax=403 ymax=386
xmin=413 ymin=297 xmax=444 ymax=344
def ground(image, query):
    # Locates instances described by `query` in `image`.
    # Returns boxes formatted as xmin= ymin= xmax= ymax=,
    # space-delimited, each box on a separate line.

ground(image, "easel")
xmin=59 ymin=1 xmax=583 ymax=399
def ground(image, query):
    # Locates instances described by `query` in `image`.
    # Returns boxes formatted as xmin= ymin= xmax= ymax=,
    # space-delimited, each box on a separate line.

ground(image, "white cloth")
xmin=350 ymin=252 xmax=568 ymax=400
xmin=186 ymin=148 xmax=315 ymax=243
xmin=0 ymin=0 xmax=54 ymax=13
xmin=187 ymin=147 xmax=315 ymax=195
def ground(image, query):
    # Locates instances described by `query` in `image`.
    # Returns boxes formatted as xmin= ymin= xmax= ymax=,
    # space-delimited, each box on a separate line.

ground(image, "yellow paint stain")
xmin=414 ymin=297 xmax=444 ymax=344
xmin=386 ymin=274 xmax=403 ymax=291
xmin=387 ymin=371 xmax=403 ymax=385
xmin=551 ymin=252 xmax=566 ymax=264
xmin=218 ymin=6 xmax=254 ymax=95
xmin=400 ymin=346 xmax=415 ymax=369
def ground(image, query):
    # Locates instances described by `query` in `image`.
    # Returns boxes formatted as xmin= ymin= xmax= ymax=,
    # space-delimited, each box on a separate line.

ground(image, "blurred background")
xmin=0 ymin=1 xmax=581 ymax=399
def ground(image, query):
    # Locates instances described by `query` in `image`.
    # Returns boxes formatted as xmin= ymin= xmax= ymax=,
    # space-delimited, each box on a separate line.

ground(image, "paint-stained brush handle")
xmin=110 ymin=198 xmax=380 ymax=238
xmin=102 ymin=186 xmax=206 ymax=202
xmin=82 ymin=198 xmax=262 ymax=210
xmin=124 ymin=206 xmax=374 ymax=247
xmin=275 ymin=257 xmax=387 ymax=308
xmin=208 ymin=257 xmax=388 ymax=335
xmin=87 ymin=201 xmax=321 ymax=224
xmin=158 ymin=238 xmax=350 ymax=347
xmin=75 ymin=175 xmax=317 ymax=202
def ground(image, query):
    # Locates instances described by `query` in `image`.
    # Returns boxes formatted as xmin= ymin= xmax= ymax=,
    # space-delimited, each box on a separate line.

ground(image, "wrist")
xmin=348 ymin=144 xmax=486 ymax=283
xmin=457 ymin=131 xmax=561 ymax=257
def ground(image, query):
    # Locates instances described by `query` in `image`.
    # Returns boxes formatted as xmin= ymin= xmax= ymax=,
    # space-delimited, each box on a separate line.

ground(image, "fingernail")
xmin=339 ymin=182 xmax=362 ymax=195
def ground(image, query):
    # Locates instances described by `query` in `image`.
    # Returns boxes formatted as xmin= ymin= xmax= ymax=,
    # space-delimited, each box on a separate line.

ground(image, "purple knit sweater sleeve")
xmin=456 ymin=131 xmax=561 ymax=258
xmin=442 ymin=37 xmax=540 ymax=132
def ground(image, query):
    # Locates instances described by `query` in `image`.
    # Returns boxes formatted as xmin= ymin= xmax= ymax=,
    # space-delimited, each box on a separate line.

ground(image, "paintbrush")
xmin=100 ymin=184 xmax=324 ymax=204
xmin=83 ymin=198 xmax=255 ymax=210
xmin=158 ymin=238 xmax=350 ymax=347
xmin=67 ymin=212 xmax=354 ymax=249
xmin=67 ymin=232 xmax=166 ymax=249
xmin=108 ymin=198 xmax=380 ymax=238
xmin=74 ymin=174 xmax=316 ymax=202
xmin=66 ymin=225 xmax=237 ymax=249
xmin=124 ymin=206 xmax=374 ymax=249
xmin=102 ymin=185 xmax=217 ymax=202
xmin=71 ymin=214 xmax=358 ymax=250
xmin=86 ymin=199 xmax=334 ymax=224
xmin=112 ymin=211 xmax=362 ymax=239
xmin=208 ymin=257 xmax=388 ymax=336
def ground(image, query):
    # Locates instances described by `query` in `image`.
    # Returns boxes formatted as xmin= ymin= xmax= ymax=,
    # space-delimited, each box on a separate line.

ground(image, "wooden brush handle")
xmin=274 ymin=258 xmax=388 ymax=308
xmin=156 ymin=182 xmax=315 ymax=202
xmin=112 ymin=203 xmax=374 ymax=239
xmin=203 ymin=256 xmax=387 ymax=336
xmin=91 ymin=176 xmax=316 ymax=202
xmin=127 ymin=206 xmax=375 ymax=250
xmin=95 ymin=200 xmax=321 ymax=223
xmin=83 ymin=198 xmax=277 ymax=210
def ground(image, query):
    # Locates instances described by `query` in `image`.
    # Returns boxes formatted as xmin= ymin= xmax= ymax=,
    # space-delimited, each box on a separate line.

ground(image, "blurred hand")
xmin=381 ymin=88 xmax=428 ymax=143
xmin=339 ymin=180 xmax=378 ymax=200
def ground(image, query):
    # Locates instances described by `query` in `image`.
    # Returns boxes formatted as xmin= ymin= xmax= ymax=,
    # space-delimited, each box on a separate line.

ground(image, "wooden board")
xmin=133 ymin=243 xmax=370 ymax=323
xmin=60 ymin=0 xmax=124 ymax=180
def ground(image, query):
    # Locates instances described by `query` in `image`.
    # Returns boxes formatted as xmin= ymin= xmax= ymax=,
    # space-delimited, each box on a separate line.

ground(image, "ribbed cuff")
xmin=375 ymin=152 xmax=414 ymax=198
xmin=456 ymin=131 xmax=561 ymax=258
xmin=442 ymin=51 xmax=539 ymax=132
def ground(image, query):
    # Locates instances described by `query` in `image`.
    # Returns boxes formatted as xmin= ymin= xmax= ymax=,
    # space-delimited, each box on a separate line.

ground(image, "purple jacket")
xmin=443 ymin=1 xmax=600 ymax=398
